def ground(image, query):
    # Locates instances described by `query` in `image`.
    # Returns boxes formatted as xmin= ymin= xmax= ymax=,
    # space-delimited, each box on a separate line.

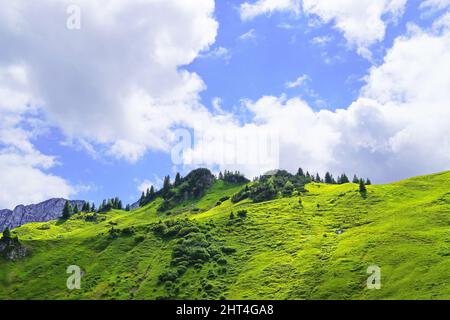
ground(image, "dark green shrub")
xmin=221 ymin=247 xmax=237 ymax=254
xmin=207 ymin=270 xmax=217 ymax=279
xmin=218 ymin=267 xmax=227 ymax=274
xmin=178 ymin=226 xmax=200 ymax=237
xmin=231 ymin=187 xmax=250 ymax=203
xmin=204 ymin=282 xmax=213 ymax=291
xmin=182 ymin=233 xmax=209 ymax=247
xmin=188 ymin=247 xmax=210 ymax=262
xmin=208 ymin=247 xmax=221 ymax=258
xmin=283 ymin=181 xmax=294 ymax=196
xmin=108 ymin=227 xmax=120 ymax=239
xmin=121 ymin=227 xmax=134 ymax=236
xmin=158 ymin=199 xmax=173 ymax=212
xmin=237 ymin=210 xmax=247 ymax=218
xmin=176 ymin=265 xmax=187 ymax=276
xmin=158 ymin=270 xmax=179 ymax=284
xmin=134 ymin=235 xmax=145 ymax=243
xmin=164 ymin=281 xmax=174 ymax=290
xmin=85 ymin=213 xmax=97 ymax=222
xmin=165 ymin=226 xmax=182 ymax=237
xmin=153 ymin=223 xmax=168 ymax=236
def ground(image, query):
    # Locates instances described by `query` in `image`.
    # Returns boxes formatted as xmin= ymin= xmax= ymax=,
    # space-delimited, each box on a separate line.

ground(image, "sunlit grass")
xmin=1 ymin=171 xmax=449 ymax=299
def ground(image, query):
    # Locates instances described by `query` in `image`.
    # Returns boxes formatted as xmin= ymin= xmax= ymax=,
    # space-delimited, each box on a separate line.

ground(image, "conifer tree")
xmin=174 ymin=172 xmax=181 ymax=186
xmin=340 ymin=174 xmax=350 ymax=184
xmin=149 ymin=186 xmax=155 ymax=198
xmin=306 ymin=171 xmax=311 ymax=181
xmin=139 ymin=191 xmax=145 ymax=206
xmin=359 ymin=179 xmax=367 ymax=193
xmin=325 ymin=172 xmax=333 ymax=184
xmin=2 ymin=227 xmax=11 ymax=240
xmin=353 ymin=175 xmax=359 ymax=184
xmin=162 ymin=175 xmax=171 ymax=197
xmin=107 ymin=199 xmax=113 ymax=211
xmin=62 ymin=201 xmax=72 ymax=219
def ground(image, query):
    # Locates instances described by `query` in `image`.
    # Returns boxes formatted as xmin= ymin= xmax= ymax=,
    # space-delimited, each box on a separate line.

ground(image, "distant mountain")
xmin=129 ymin=199 xmax=140 ymax=211
xmin=0 ymin=199 xmax=85 ymax=232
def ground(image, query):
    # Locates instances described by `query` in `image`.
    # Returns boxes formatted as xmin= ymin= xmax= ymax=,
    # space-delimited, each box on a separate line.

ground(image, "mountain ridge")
xmin=0 ymin=198 xmax=85 ymax=232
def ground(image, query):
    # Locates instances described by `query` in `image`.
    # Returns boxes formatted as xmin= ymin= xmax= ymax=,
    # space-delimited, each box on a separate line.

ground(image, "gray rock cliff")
xmin=0 ymin=199 xmax=85 ymax=232
xmin=0 ymin=237 xmax=28 ymax=261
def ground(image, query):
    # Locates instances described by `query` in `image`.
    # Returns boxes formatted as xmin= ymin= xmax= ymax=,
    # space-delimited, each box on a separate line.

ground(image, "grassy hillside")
xmin=0 ymin=172 xmax=449 ymax=300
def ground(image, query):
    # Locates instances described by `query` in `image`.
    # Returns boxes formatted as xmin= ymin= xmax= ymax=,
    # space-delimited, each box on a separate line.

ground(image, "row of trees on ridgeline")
xmin=218 ymin=170 xmax=249 ymax=184
xmin=139 ymin=170 xmax=249 ymax=208
xmin=61 ymin=197 xmax=128 ymax=220
xmin=296 ymin=168 xmax=371 ymax=186
xmin=61 ymin=167 xmax=372 ymax=219
xmin=232 ymin=168 xmax=372 ymax=204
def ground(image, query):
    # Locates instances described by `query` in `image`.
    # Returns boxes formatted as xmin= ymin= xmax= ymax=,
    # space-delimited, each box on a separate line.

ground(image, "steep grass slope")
xmin=0 ymin=172 xmax=449 ymax=300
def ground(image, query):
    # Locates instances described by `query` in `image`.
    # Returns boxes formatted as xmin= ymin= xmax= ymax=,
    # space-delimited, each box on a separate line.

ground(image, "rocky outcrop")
xmin=0 ymin=237 xmax=28 ymax=261
xmin=130 ymin=200 xmax=140 ymax=211
xmin=0 ymin=199 xmax=85 ymax=232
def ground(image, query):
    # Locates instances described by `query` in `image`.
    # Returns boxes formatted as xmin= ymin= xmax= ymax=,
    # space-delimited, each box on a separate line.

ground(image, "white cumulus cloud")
xmin=0 ymin=0 xmax=218 ymax=208
xmin=0 ymin=65 xmax=74 ymax=209
xmin=0 ymin=0 xmax=218 ymax=163
xmin=185 ymin=21 xmax=450 ymax=182
xmin=240 ymin=0 xmax=407 ymax=57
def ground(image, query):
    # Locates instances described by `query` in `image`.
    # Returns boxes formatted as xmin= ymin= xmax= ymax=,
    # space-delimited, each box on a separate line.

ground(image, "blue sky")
xmin=0 ymin=0 xmax=449 ymax=209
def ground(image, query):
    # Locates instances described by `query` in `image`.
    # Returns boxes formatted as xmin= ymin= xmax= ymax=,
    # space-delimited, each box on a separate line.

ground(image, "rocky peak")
xmin=0 ymin=198 xmax=86 ymax=232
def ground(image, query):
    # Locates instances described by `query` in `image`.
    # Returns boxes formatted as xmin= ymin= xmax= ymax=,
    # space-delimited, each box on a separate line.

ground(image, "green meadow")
xmin=1 ymin=172 xmax=449 ymax=300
